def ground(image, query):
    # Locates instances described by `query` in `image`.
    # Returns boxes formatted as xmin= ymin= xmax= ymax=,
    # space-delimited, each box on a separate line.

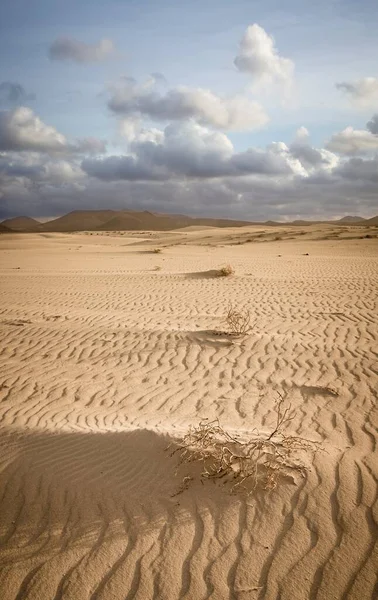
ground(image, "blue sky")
xmin=1 ymin=0 xmax=378 ymax=219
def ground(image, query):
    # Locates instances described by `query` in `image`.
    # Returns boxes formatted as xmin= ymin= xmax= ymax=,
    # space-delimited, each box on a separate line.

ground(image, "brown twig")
xmin=224 ymin=303 xmax=252 ymax=336
xmin=168 ymin=394 xmax=320 ymax=495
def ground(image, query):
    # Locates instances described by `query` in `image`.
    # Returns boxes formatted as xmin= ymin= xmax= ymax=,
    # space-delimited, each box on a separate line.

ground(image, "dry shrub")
xmin=218 ymin=264 xmax=234 ymax=277
xmin=225 ymin=303 xmax=251 ymax=336
xmin=153 ymin=248 xmax=162 ymax=254
xmin=169 ymin=395 xmax=319 ymax=495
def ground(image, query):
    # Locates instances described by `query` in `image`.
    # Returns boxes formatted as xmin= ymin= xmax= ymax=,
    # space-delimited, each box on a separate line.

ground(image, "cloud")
xmin=288 ymin=127 xmax=339 ymax=170
xmin=336 ymin=157 xmax=378 ymax=182
xmin=268 ymin=141 xmax=308 ymax=177
xmin=2 ymin=161 xmax=377 ymax=223
xmin=108 ymin=76 xmax=268 ymax=131
xmin=75 ymin=137 xmax=107 ymax=155
xmin=268 ymin=133 xmax=339 ymax=178
xmin=234 ymin=24 xmax=294 ymax=91
xmin=0 ymin=155 xmax=43 ymax=179
xmin=293 ymin=127 xmax=309 ymax=142
xmin=82 ymin=121 xmax=290 ymax=181
xmin=0 ymin=107 xmax=106 ymax=154
xmin=49 ymin=37 xmax=116 ymax=63
xmin=0 ymin=152 xmax=84 ymax=183
xmin=336 ymin=78 xmax=378 ymax=108
xmin=366 ymin=114 xmax=378 ymax=134
xmin=290 ymin=145 xmax=325 ymax=167
xmin=0 ymin=82 xmax=35 ymax=107
xmin=326 ymin=126 xmax=378 ymax=154
xmin=0 ymin=107 xmax=68 ymax=152
xmin=1 ymin=115 xmax=376 ymax=223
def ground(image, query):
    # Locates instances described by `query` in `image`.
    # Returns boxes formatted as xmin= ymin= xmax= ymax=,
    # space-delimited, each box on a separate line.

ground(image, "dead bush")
xmin=218 ymin=264 xmax=234 ymax=276
xmin=225 ymin=303 xmax=251 ymax=336
xmin=168 ymin=394 xmax=319 ymax=495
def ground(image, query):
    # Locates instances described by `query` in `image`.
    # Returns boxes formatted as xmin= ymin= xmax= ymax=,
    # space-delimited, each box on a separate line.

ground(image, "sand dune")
xmin=0 ymin=230 xmax=377 ymax=599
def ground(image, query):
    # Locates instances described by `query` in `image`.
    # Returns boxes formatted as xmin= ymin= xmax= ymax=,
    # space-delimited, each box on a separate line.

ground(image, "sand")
xmin=0 ymin=227 xmax=377 ymax=599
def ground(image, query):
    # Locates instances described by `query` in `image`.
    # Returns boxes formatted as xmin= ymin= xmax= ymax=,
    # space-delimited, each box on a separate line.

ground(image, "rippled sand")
xmin=1 ymin=229 xmax=377 ymax=599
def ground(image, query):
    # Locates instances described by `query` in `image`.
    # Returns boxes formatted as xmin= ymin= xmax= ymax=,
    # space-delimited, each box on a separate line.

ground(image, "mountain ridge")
xmin=1 ymin=210 xmax=377 ymax=232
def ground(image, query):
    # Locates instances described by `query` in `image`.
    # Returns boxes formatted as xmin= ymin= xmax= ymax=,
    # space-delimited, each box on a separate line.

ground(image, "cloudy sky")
xmin=1 ymin=0 xmax=378 ymax=221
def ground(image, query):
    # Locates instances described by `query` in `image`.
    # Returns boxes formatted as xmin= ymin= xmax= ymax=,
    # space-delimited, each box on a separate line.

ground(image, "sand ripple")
xmin=0 ymin=233 xmax=377 ymax=599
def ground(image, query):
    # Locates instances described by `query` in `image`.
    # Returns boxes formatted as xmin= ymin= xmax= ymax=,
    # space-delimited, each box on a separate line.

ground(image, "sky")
xmin=1 ymin=0 xmax=378 ymax=221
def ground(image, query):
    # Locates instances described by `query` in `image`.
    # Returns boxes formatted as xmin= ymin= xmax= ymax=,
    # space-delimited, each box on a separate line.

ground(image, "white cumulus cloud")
xmin=83 ymin=121 xmax=290 ymax=181
xmin=326 ymin=126 xmax=378 ymax=154
xmin=108 ymin=76 xmax=269 ymax=131
xmin=0 ymin=107 xmax=68 ymax=152
xmin=234 ymin=24 xmax=294 ymax=92
xmin=336 ymin=77 xmax=378 ymax=108
xmin=0 ymin=107 xmax=106 ymax=154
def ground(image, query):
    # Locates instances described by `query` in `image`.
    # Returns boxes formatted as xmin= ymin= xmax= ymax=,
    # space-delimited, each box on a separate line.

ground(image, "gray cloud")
xmin=75 ymin=137 xmax=107 ymax=155
xmin=290 ymin=143 xmax=324 ymax=167
xmin=82 ymin=155 xmax=164 ymax=182
xmin=0 ymin=155 xmax=85 ymax=189
xmin=108 ymin=76 xmax=268 ymax=131
xmin=0 ymin=156 xmax=44 ymax=179
xmin=0 ymin=82 xmax=35 ymax=107
xmin=49 ymin=37 xmax=116 ymax=63
xmin=289 ymin=128 xmax=338 ymax=169
xmin=336 ymin=157 xmax=378 ymax=183
xmin=1 ymin=165 xmax=377 ymax=222
xmin=366 ymin=114 xmax=378 ymax=134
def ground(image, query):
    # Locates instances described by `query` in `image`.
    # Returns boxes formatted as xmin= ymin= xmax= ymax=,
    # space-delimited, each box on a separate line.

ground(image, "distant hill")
xmin=363 ymin=215 xmax=378 ymax=226
xmin=41 ymin=210 xmax=117 ymax=232
xmin=0 ymin=223 xmax=11 ymax=233
xmin=190 ymin=217 xmax=259 ymax=228
xmin=291 ymin=220 xmax=322 ymax=226
xmin=95 ymin=211 xmax=258 ymax=231
xmin=96 ymin=211 xmax=194 ymax=231
xmin=2 ymin=210 xmax=378 ymax=232
xmin=1 ymin=216 xmax=42 ymax=231
xmin=40 ymin=210 xmax=255 ymax=232
xmin=336 ymin=216 xmax=366 ymax=223
xmin=279 ymin=216 xmax=371 ymax=226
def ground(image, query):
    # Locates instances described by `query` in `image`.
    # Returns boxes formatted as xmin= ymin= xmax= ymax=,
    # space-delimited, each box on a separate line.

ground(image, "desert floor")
xmin=0 ymin=227 xmax=377 ymax=600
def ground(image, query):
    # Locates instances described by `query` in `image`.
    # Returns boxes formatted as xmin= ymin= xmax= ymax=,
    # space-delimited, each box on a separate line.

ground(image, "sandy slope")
xmin=0 ymin=229 xmax=377 ymax=600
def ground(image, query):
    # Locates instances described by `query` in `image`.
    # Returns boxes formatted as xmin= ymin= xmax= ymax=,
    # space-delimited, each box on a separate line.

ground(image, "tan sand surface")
xmin=0 ymin=228 xmax=377 ymax=599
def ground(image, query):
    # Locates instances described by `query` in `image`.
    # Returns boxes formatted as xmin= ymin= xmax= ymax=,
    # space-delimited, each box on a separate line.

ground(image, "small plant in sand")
xmin=225 ymin=303 xmax=251 ymax=336
xmin=169 ymin=394 xmax=319 ymax=496
xmin=153 ymin=248 xmax=162 ymax=254
xmin=218 ymin=264 xmax=234 ymax=277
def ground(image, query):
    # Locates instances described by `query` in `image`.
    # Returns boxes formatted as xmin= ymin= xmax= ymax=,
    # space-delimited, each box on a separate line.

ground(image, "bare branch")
xmin=168 ymin=393 xmax=320 ymax=495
